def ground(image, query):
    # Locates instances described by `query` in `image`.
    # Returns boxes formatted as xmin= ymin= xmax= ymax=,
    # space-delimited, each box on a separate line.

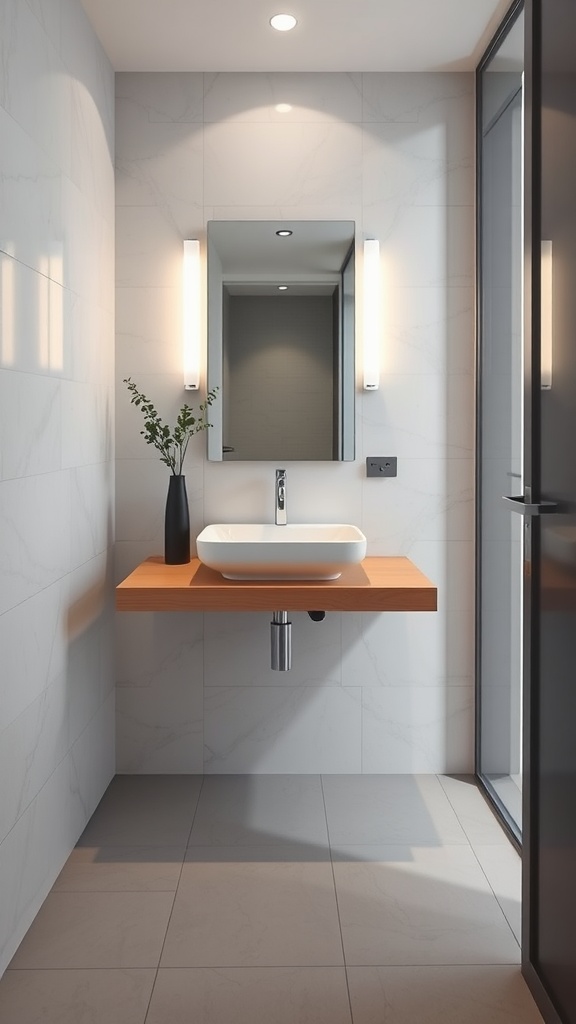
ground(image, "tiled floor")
xmin=0 ymin=774 xmax=543 ymax=1023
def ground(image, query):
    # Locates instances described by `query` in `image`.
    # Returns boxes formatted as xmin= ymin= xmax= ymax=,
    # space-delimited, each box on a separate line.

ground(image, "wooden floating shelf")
xmin=116 ymin=556 xmax=437 ymax=613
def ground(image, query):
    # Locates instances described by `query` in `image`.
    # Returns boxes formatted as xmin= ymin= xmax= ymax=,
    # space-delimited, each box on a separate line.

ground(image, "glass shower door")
xmin=477 ymin=7 xmax=524 ymax=838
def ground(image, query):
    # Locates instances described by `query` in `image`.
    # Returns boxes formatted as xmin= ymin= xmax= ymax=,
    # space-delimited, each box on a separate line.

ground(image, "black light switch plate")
xmin=366 ymin=456 xmax=397 ymax=478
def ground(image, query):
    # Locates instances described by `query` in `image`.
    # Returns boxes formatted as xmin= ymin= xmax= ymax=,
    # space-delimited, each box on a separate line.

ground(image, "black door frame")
xmin=477 ymin=2 xmax=570 ymax=1020
xmin=521 ymin=2 xmax=565 ymax=1021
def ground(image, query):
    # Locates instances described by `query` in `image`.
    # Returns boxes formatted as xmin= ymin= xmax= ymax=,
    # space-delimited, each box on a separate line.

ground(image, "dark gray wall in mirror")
xmin=206 ymin=220 xmax=355 ymax=461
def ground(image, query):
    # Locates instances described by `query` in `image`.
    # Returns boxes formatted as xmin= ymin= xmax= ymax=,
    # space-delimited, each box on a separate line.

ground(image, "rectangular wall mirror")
xmin=206 ymin=220 xmax=355 ymax=461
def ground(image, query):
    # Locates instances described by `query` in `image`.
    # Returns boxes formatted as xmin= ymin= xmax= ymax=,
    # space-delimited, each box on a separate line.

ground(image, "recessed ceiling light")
xmin=270 ymin=13 xmax=297 ymax=31
xmin=275 ymin=103 xmax=292 ymax=113
xmin=278 ymin=285 xmax=288 ymax=291
xmin=276 ymin=229 xmax=292 ymax=237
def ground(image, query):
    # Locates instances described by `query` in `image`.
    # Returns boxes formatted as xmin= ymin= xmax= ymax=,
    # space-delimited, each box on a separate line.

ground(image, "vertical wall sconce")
xmin=183 ymin=239 xmax=201 ymax=391
xmin=541 ymin=240 xmax=553 ymax=390
xmin=363 ymin=238 xmax=381 ymax=390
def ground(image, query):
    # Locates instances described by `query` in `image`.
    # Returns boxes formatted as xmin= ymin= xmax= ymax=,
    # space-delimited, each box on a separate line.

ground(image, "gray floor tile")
xmin=53 ymin=846 xmax=185 ymax=892
xmin=146 ymin=967 xmax=352 ymax=1024
xmin=333 ymin=844 xmax=520 ymax=966
xmin=9 ymin=891 xmax=174 ymax=969
xmin=3 ymin=773 xmax=527 ymax=1022
xmin=473 ymin=844 xmax=522 ymax=943
xmin=0 ymin=969 xmax=155 ymax=1024
xmin=161 ymin=845 xmax=344 ymax=968
xmin=347 ymin=965 xmax=544 ymax=1023
xmin=188 ymin=774 xmax=329 ymax=847
xmin=77 ymin=775 xmax=202 ymax=847
xmin=322 ymin=775 xmax=467 ymax=847
xmin=438 ymin=775 xmax=512 ymax=845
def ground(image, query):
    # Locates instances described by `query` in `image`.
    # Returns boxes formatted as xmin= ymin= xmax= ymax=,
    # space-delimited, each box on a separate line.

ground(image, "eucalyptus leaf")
xmin=123 ymin=377 xmax=219 ymax=475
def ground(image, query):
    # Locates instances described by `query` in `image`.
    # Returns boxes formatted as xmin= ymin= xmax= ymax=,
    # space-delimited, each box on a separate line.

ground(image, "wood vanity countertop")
xmin=115 ymin=556 xmax=437 ymax=613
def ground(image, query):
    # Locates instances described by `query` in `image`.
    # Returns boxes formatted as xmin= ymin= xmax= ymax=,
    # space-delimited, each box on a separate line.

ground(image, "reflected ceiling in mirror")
xmin=207 ymin=220 xmax=355 ymax=462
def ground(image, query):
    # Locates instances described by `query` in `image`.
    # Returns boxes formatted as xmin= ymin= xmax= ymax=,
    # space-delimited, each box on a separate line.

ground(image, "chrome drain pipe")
xmin=271 ymin=611 xmax=291 ymax=671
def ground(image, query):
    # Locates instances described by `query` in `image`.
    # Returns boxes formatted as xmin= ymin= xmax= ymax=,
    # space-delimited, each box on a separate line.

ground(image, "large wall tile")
xmin=0 ymin=0 xmax=115 ymax=980
xmin=361 ymin=685 xmax=474 ymax=773
xmin=0 ymin=370 xmax=61 ymax=479
xmin=338 ymin=553 xmax=475 ymax=702
xmin=342 ymin=606 xmax=473 ymax=688
xmin=204 ymin=611 xmax=343 ymax=688
xmin=69 ymin=296 xmax=114 ymax=384
xmin=116 ymin=290 xmax=183 ymax=377
xmin=116 ymin=71 xmax=204 ymax=123
xmin=24 ymin=0 xmax=61 ymax=51
xmin=116 ymin=681 xmax=204 ymax=773
xmin=0 ymin=472 xmax=71 ymax=614
xmin=0 ymin=0 xmax=71 ymax=170
xmin=116 ymin=205 xmax=184 ymax=288
xmin=362 ymin=72 xmax=472 ymax=123
xmin=70 ymin=77 xmax=115 ymax=216
xmin=360 ymin=457 xmax=474 ymax=548
xmin=204 ymin=72 xmax=363 ymax=123
xmin=385 ymin=286 xmax=475 ymax=375
xmin=115 ymin=109 xmax=203 ymax=213
xmin=363 ymin=118 xmax=473 ymax=210
xmin=0 ymin=579 xmax=67 ymax=732
xmin=204 ymin=686 xmax=362 ymax=773
xmin=60 ymin=0 xmax=114 ymax=145
xmin=0 ymin=113 xmax=63 ymax=283
xmin=204 ymin=121 xmax=363 ymax=207
xmin=368 ymin=205 xmax=474 ymax=290
xmin=116 ymin=611 xmax=204 ymax=773
xmin=361 ymin=374 xmax=474 ymax=462
xmin=69 ymin=462 xmax=113 ymax=567
xmin=207 ymin=201 xmax=363 ymax=225
xmin=61 ymin=179 xmax=112 ymax=301
xmin=0 ymin=671 xmax=69 ymax=843
xmin=61 ymin=381 xmax=112 ymax=469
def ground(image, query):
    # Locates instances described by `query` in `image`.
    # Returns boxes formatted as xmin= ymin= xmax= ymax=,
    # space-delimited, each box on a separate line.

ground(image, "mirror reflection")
xmin=206 ymin=220 xmax=355 ymax=461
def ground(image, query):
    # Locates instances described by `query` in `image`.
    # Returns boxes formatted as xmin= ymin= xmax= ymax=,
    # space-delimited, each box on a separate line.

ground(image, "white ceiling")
xmin=80 ymin=0 xmax=511 ymax=73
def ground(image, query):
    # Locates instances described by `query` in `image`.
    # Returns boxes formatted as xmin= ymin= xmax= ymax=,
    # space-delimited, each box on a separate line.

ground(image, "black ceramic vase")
xmin=164 ymin=474 xmax=190 ymax=565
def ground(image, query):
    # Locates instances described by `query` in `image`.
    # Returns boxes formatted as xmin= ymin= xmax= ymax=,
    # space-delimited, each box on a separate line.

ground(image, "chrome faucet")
xmin=275 ymin=468 xmax=287 ymax=525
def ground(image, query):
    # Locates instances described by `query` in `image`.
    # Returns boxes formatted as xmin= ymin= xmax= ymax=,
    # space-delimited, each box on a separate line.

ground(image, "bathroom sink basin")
xmin=196 ymin=523 xmax=367 ymax=580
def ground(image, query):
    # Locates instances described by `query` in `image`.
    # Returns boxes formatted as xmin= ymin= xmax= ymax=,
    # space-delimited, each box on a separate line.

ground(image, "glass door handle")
xmin=502 ymin=495 xmax=559 ymax=515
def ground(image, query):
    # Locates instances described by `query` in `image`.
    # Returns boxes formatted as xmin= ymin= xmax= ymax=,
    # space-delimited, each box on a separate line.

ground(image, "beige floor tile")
xmin=333 ymin=845 xmax=520 ymax=966
xmin=53 ymin=846 xmax=185 ymax=892
xmin=77 ymin=775 xmax=202 ymax=847
xmin=9 ymin=891 xmax=174 ymax=969
xmin=188 ymin=774 xmax=329 ymax=847
xmin=473 ymin=844 xmax=522 ymax=943
xmin=146 ymin=967 xmax=352 ymax=1024
xmin=322 ymin=775 xmax=467 ymax=847
xmin=347 ymin=965 xmax=544 ymax=1023
xmin=0 ymin=969 xmax=155 ymax=1024
xmin=161 ymin=845 xmax=344 ymax=967
xmin=438 ymin=775 xmax=512 ymax=845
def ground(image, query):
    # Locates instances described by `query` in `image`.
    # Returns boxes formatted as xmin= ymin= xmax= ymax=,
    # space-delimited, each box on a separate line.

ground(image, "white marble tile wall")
xmin=0 ymin=0 xmax=115 ymax=976
xmin=115 ymin=71 xmax=475 ymax=775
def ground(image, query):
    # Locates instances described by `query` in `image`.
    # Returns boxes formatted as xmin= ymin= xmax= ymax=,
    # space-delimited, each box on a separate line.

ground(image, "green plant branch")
xmin=124 ymin=378 xmax=218 ymax=475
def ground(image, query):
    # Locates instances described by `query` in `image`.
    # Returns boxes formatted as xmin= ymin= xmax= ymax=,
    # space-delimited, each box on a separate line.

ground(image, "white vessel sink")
xmin=196 ymin=523 xmax=367 ymax=580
